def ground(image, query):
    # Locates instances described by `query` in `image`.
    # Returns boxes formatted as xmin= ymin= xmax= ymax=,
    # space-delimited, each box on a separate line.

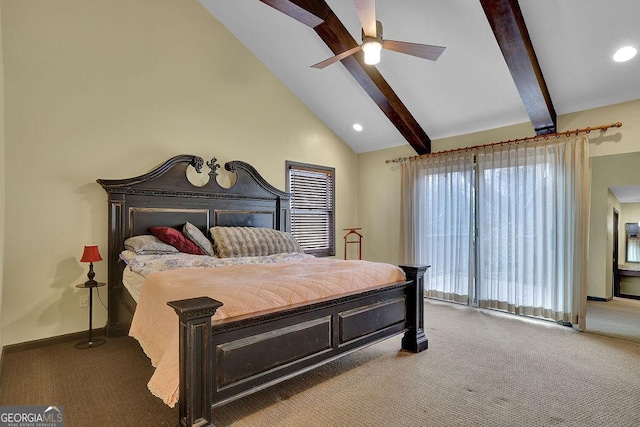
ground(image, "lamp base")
xmin=75 ymin=337 xmax=106 ymax=349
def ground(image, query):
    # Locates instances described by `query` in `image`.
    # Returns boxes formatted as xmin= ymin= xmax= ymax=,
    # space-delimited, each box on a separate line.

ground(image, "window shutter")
xmin=287 ymin=163 xmax=335 ymax=257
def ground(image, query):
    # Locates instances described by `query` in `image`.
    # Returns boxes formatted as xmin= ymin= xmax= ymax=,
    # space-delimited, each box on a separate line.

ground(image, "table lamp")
xmin=77 ymin=244 xmax=105 ymax=349
xmin=80 ymin=244 xmax=102 ymax=285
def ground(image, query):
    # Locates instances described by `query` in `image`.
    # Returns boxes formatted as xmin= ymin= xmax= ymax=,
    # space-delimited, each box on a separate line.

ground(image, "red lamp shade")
xmin=80 ymin=245 xmax=102 ymax=263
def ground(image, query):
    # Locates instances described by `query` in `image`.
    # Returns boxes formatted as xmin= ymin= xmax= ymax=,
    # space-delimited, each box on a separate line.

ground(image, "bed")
xmin=98 ymin=155 xmax=429 ymax=427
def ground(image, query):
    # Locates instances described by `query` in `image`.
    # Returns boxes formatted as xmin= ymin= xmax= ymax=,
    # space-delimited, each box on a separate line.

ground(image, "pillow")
xmin=118 ymin=250 xmax=138 ymax=264
xmin=183 ymin=222 xmax=215 ymax=256
xmin=210 ymin=226 xmax=303 ymax=258
xmin=149 ymin=226 xmax=204 ymax=255
xmin=124 ymin=235 xmax=179 ymax=255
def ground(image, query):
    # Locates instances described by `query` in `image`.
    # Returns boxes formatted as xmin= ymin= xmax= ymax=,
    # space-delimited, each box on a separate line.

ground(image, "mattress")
xmin=122 ymin=267 xmax=145 ymax=302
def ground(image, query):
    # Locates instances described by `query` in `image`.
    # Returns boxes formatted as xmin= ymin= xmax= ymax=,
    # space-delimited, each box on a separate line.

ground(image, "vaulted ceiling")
xmin=201 ymin=0 xmax=640 ymax=153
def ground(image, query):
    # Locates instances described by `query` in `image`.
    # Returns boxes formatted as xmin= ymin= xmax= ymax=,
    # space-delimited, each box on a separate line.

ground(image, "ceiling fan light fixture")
xmin=362 ymin=38 xmax=382 ymax=65
xmin=613 ymin=46 xmax=637 ymax=62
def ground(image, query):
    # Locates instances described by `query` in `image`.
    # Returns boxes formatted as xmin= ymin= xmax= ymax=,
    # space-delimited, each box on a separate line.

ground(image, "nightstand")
xmin=75 ymin=282 xmax=106 ymax=349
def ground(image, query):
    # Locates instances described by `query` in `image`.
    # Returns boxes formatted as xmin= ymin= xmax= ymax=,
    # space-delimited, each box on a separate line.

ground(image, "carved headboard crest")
xmin=97 ymin=154 xmax=289 ymax=200
xmin=192 ymin=156 xmax=205 ymax=174
xmin=206 ymin=157 xmax=220 ymax=178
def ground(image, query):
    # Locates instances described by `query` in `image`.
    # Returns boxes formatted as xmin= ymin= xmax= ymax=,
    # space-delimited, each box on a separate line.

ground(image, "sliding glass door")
xmin=401 ymin=135 xmax=589 ymax=327
xmin=477 ymin=145 xmax=564 ymax=320
xmin=401 ymin=152 xmax=475 ymax=304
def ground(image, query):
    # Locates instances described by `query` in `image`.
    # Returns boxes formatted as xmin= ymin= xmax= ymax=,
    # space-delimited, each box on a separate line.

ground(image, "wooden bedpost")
xmin=399 ymin=265 xmax=430 ymax=353
xmin=168 ymin=297 xmax=224 ymax=427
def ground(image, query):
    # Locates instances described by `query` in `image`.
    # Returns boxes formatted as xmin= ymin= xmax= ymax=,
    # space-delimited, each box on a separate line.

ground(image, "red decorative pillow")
xmin=149 ymin=227 xmax=204 ymax=255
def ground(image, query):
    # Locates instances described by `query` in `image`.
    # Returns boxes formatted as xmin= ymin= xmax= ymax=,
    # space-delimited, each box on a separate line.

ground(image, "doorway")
xmin=613 ymin=208 xmax=620 ymax=297
xmin=586 ymin=154 xmax=640 ymax=343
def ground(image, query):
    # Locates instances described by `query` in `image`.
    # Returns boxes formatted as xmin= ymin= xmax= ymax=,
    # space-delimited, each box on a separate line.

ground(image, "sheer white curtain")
xmin=400 ymin=134 xmax=589 ymax=329
xmin=400 ymin=151 xmax=475 ymax=304
xmin=475 ymin=135 xmax=589 ymax=328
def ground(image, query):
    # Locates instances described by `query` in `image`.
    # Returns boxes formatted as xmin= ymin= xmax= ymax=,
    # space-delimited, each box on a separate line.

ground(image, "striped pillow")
xmin=124 ymin=235 xmax=179 ymax=255
xmin=210 ymin=226 xmax=303 ymax=258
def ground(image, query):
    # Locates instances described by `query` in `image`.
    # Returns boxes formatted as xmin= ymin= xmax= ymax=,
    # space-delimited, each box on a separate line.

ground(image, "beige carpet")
xmin=213 ymin=300 xmax=640 ymax=427
xmin=586 ymin=297 xmax=640 ymax=343
xmin=0 ymin=333 xmax=177 ymax=425
xmin=2 ymin=300 xmax=639 ymax=426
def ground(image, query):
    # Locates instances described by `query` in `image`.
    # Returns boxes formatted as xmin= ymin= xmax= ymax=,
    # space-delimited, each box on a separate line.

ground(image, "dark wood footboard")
xmin=168 ymin=265 xmax=429 ymax=427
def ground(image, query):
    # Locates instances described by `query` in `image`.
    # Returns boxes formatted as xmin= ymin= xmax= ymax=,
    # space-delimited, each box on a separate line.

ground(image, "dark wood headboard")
xmin=97 ymin=154 xmax=291 ymax=337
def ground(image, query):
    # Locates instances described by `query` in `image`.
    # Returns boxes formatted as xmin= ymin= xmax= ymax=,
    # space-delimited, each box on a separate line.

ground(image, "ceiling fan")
xmin=312 ymin=0 xmax=446 ymax=69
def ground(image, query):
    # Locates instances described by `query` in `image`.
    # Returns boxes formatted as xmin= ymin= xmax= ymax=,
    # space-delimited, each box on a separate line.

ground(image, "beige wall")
xmin=0 ymin=2 xmax=5 ymax=348
xmin=1 ymin=0 xmax=357 ymax=345
xmin=358 ymin=100 xmax=640 ymax=300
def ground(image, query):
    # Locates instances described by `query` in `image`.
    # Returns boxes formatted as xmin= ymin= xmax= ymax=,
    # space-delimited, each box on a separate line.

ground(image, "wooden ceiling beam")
xmin=260 ymin=0 xmax=431 ymax=154
xmin=480 ymin=0 xmax=557 ymax=135
xmin=259 ymin=0 xmax=326 ymax=27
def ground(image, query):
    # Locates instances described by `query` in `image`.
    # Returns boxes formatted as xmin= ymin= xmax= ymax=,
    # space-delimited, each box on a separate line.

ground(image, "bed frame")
xmin=98 ymin=155 xmax=429 ymax=427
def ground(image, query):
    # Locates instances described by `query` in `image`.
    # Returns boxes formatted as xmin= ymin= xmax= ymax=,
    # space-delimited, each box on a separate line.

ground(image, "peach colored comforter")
xmin=129 ymin=257 xmax=406 ymax=407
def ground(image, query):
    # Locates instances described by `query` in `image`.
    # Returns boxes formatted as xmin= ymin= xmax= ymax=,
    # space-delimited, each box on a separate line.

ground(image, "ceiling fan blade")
xmin=311 ymin=45 xmax=363 ymax=69
xmin=354 ymin=0 xmax=377 ymax=37
xmin=383 ymin=40 xmax=446 ymax=61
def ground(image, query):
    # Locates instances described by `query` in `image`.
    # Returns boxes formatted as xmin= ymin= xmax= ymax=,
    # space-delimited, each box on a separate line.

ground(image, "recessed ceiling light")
xmin=352 ymin=123 xmax=363 ymax=132
xmin=613 ymin=46 xmax=637 ymax=62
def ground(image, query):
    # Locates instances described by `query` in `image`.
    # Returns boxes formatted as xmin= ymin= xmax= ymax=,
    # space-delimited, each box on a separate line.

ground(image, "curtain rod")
xmin=385 ymin=121 xmax=623 ymax=164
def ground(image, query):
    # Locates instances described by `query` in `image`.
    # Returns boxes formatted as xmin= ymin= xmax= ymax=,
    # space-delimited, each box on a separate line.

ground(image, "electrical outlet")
xmin=80 ymin=295 xmax=89 ymax=308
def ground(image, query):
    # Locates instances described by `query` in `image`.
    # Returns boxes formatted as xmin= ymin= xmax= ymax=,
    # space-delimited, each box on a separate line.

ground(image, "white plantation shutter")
xmin=287 ymin=162 xmax=335 ymax=257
